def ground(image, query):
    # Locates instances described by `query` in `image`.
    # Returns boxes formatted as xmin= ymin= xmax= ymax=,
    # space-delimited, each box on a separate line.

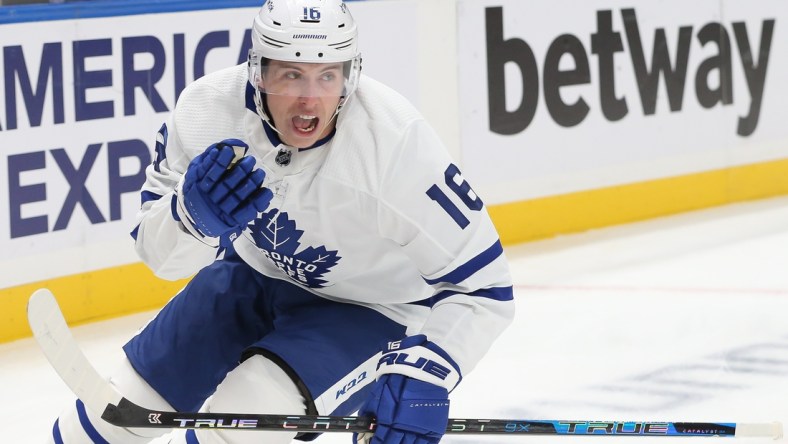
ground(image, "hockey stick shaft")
xmin=28 ymin=289 xmax=784 ymax=438
xmin=101 ymin=396 xmax=783 ymax=437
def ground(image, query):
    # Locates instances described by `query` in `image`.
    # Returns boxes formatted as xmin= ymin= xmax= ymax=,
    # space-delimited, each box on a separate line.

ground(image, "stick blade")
xmin=27 ymin=288 xmax=120 ymax=415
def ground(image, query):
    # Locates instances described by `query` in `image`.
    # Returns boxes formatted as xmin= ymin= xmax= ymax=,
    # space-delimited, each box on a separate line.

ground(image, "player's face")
xmin=260 ymin=61 xmax=345 ymax=148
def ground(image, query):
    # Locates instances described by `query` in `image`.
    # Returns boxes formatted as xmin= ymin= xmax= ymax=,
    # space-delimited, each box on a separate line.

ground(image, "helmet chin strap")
xmin=253 ymin=89 xmax=346 ymax=146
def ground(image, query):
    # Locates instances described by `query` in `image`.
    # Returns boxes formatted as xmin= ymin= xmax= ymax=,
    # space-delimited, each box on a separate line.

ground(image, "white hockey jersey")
xmin=132 ymin=64 xmax=514 ymax=376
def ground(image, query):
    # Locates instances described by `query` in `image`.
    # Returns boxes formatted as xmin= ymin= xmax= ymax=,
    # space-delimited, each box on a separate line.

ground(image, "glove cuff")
xmin=174 ymin=179 xmax=220 ymax=247
xmin=377 ymin=335 xmax=461 ymax=391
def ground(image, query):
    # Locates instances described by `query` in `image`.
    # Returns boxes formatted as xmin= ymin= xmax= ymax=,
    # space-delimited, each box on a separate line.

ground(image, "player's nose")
xmin=296 ymin=79 xmax=322 ymax=101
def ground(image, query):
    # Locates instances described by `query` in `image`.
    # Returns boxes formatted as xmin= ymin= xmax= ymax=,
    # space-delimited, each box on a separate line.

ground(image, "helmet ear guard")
xmin=247 ymin=0 xmax=362 ymax=131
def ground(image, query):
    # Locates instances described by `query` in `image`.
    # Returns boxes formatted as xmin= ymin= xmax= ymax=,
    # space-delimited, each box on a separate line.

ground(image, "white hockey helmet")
xmin=247 ymin=0 xmax=362 ymax=128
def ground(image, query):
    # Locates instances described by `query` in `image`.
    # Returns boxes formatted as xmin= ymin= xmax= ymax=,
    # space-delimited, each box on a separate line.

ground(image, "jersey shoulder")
xmin=177 ymin=64 xmax=248 ymax=106
xmin=171 ymin=64 xmax=250 ymax=157
xmin=348 ymin=75 xmax=423 ymax=131
xmin=322 ymin=75 xmax=446 ymax=195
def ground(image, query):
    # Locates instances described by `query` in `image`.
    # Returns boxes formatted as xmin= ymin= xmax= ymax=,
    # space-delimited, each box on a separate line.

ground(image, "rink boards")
xmin=0 ymin=0 xmax=787 ymax=342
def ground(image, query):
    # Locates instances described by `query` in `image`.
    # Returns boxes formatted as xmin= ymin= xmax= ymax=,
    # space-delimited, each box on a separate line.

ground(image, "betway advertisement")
xmin=458 ymin=0 xmax=788 ymax=205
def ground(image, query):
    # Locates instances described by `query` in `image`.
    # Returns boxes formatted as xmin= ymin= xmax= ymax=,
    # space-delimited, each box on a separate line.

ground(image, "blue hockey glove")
xmin=178 ymin=139 xmax=272 ymax=238
xmin=355 ymin=335 xmax=462 ymax=444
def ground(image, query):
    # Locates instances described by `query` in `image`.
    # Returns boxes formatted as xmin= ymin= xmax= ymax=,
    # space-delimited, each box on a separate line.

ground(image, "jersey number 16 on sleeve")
xmin=426 ymin=164 xmax=483 ymax=229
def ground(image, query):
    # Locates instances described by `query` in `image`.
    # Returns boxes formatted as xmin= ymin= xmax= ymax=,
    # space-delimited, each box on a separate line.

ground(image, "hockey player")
xmin=49 ymin=0 xmax=514 ymax=443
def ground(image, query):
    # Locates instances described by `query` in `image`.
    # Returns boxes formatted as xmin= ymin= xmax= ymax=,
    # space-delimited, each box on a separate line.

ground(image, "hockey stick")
xmin=28 ymin=288 xmax=783 ymax=438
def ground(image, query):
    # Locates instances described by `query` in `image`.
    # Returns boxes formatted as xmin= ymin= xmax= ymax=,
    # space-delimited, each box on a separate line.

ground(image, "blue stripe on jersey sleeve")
xmin=423 ymin=240 xmax=504 ymax=286
xmin=141 ymin=190 xmax=163 ymax=205
xmin=153 ymin=123 xmax=168 ymax=173
xmin=170 ymin=194 xmax=181 ymax=222
xmin=409 ymin=286 xmax=513 ymax=307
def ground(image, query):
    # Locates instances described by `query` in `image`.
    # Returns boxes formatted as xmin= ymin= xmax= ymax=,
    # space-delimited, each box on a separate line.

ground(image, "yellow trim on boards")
xmin=1 ymin=158 xmax=787 ymax=344
xmin=489 ymin=158 xmax=788 ymax=245
xmin=0 ymin=263 xmax=189 ymax=344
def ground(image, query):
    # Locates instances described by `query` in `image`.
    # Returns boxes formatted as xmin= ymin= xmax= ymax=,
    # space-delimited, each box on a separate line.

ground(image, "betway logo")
xmin=486 ymin=7 xmax=775 ymax=136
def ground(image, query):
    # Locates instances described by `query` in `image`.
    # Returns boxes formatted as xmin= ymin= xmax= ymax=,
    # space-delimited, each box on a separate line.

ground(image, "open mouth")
xmin=293 ymin=115 xmax=319 ymax=134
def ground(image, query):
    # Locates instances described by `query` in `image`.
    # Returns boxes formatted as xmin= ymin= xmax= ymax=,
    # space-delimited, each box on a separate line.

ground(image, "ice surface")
xmin=2 ymin=196 xmax=787 ymax=443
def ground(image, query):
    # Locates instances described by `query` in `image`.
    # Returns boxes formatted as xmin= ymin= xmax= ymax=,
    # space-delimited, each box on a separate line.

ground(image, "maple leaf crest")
xmin=248 ymin=210 xmax=341 ymax=288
